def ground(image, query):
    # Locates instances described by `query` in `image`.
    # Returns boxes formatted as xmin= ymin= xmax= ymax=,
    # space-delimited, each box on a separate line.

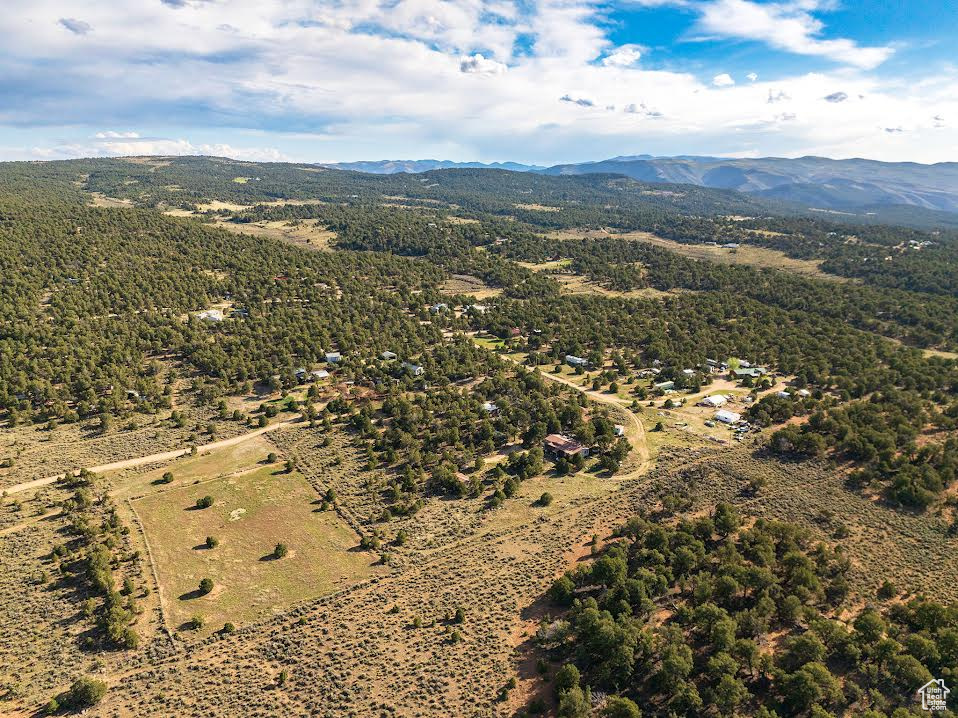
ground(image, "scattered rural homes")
xmin=429 ymin=302 xmax=448 ymax=314
xmin=195 ymin=308 xmax=224 ymax=322
xmin=698 ymin=394 xmax=728 ymax=408
xmin=381 ymin=350 xmax=397 ymax=361
xmin=311 ymin=369 xmax=330 ymax=381
xmin=654 ymin=380 xmax=675 ymax=391
xmin=544 ymin=434 xmax=590 ymax=459
xmin=732 ymin=366 xmax=767 ymax=379
xmin=565 ymin=355 xmax=589 ymax=368
xmin=614 ymin=424 xmax=625 ymax=437
xmin=714 ymin=409 xmax=742 ymax=424
xmin=402 ymin=361 xmax=425 ymax=376
xmin=482 ymin=401 xmax=499 ymax=415
xmin=325 ymin=351 xmax=342 ymax=363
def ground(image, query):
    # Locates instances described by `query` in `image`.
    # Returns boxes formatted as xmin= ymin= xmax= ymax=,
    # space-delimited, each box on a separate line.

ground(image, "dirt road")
xmin=3 ymin=419 xmax=298 ymax=496
xmin=493 ymin=350 xmax=651 ymax=477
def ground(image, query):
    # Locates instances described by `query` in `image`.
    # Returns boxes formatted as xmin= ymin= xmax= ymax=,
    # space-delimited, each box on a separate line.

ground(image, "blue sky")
xmin=0 ymin=0 xmax=955 ymax=164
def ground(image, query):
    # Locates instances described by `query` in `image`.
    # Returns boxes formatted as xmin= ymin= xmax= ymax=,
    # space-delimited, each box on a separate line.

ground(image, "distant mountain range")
xmin=324 ymin=155 xmax=958 ymax=217
xmin=322 ymin=159 xmax=544 ymax=174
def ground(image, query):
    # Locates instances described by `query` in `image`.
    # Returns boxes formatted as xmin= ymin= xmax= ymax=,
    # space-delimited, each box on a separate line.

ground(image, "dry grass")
xmin=514 ymin=203 xmax=561 ymax=212
xmin=620 ymin=232 xmax=845 ymax=280
xmin=440 ymin=275 xmax=503 ymax=299
xmin=212 ymin=219 xmax=337 ymax=251
xmin=132 ymin=463 xmax=379 ymax=637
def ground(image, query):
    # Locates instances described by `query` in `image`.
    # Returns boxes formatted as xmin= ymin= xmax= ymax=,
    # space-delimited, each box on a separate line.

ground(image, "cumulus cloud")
xmin=0 ymin=0 xmax=954 ymax=164
xmin=712 ymin=73 xmax=734 ymax=87
xmin=746 ymin=72 xmax=758 ymax=82
xmin=45 ymin=132 xmax=291 ymax=162
xmin=58 ymin=18 xmax=91 ymax=35
xmin=459 ymin=53 xmax=506 ymax=75
xmin=695 ymin=0 xmax=893 ymax=69
xmin=624 ymin=102 xmax=663 ymax=118
xmin=601 ymin=44 xmax=642 ymax=68
xmin=824 ymin=91 xmax=848 ymax=103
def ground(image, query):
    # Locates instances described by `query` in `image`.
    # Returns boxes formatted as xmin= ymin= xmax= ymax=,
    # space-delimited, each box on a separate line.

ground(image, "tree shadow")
xmin=178 ymin=588 xmax=206 ymax=601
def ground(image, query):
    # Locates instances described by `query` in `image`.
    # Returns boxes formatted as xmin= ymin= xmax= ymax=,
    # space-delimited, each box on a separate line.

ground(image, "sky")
xmin=0 ymin=0 xmax=956 ymax=165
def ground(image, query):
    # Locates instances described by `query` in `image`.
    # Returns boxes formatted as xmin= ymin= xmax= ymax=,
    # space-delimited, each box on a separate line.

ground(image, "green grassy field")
xmin=133 ymin=465 xmax=381 ymax=635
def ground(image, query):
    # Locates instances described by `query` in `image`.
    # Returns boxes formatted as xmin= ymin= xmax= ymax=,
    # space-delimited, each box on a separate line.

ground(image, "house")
xmin=381 ymin=350 xmax=397 ymax=361
xmin=654 ymin=380 xmax=675 ymax=391
xmin=722 ymin=242 xmax=740 ymax=249
xmin=544 ymin=434 xmax=590 ymax=459
xmin=699 ymin=394 xmax=727 ymax=408
xmin=565 ymin=355 xmax=589 ymax=368
xmin=429 ymin=303 xmax=448 ymax=314
xmin=294 ymin=367 xmax=308 ymax=381
xmin=468 ymin=304 xmax=487 ymax=314
xmin=682 ymin=369 xmax=696 ymax=377
xmin=310 ymin=369 xmax=330 ymax=381
xmin=715 ymin=409 xmax=741 ymax=424
xmin=196 ymin=309 xmax=224 ymax=322
xmin=482 ymin=401 xmax=499 ymax=414
xmin=777 ymin=391 xmax=791 ymax=399
xmin=733 ymin=367 xmax=767 ymax=379
xmin=797 ymin=388 xmax=812 ymax=398
xmin=325 ymin=352 xmax=342 ymax=363
xmin=402 ymin=361 xmax=425 ymax=376
xmin=613 ymin=424 xmax=625 ymax=437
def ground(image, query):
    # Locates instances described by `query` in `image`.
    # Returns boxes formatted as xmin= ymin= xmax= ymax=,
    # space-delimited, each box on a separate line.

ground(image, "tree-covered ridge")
xmin=540 ymin=509 xmax=956 ymax=717
xmin=0 ymin=188 xmax=446 ymax=421
xmin=68 ymin=155 xmax=958 ymax=297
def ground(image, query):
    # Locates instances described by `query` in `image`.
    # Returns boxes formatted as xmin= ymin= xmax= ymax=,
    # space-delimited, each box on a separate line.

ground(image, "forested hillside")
xmin=1 ymin=156 xmax=957 ymax=717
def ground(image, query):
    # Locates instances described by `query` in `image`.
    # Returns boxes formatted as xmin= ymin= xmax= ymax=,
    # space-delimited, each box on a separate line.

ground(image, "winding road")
xmin=3 ymin=418 xmax=298 ymax=496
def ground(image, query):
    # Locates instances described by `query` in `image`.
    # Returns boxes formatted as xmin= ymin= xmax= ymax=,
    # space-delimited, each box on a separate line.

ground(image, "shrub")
xmin=195 ymin=495 xmax=213 ymax=509
xmin=198 ymin=578 xmax=214 ymax=595
xmin=55 ymin=676 xmax=107 ymax=711
xmin=273 ymin=543 xmax=289 ymax=559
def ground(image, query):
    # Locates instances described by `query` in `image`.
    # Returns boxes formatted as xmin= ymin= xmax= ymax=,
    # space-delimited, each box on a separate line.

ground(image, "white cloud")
xmin=0 ymin=0 xmax=954 ymax=164
xmin=459 ymin=53 xmax=507 ymax=75
xmin=601 ymin=44 xmax=642 ymax=68
xmin=37 ymin=132 xmax=292 ymax=162
xmin=713 ymin=73 xmax=735 ymax=87
xmin=695 ymin=0 xmax=893 ymax=70
xmin=94 ymin=130 xmax=141 ymax=139
xmin=746 ymin=72 xmax=758 ymax=82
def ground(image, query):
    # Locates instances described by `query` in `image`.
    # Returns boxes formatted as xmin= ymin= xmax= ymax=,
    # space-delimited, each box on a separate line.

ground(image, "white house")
xmin=715 ymin=409 xmax=741 ymax=424
xmin=325 ymin=352 xmax=342 ymax=363
xmin=310 ymin=369 xmax=330 ymax=381
xmin=381 ymin=350 xmax=397 ymax=361
xmin=565 ymin=355 xmax=589 ymax=368
xmin=403 ymin=361 xmax=424 ymax=376
xmin=614 ymin=424 xmax=625 ymax=437
xmin=196 ymin=309 xmax=224 ymax=322
xmin=482 ymin=401 xmax=498 ymax=414
xmin=700 ymin=394 xmax=728 ymax=408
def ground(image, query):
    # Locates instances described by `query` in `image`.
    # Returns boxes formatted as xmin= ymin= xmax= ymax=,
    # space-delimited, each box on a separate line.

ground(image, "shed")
xmin=714 ymin=409 xmax=741 ymax=424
